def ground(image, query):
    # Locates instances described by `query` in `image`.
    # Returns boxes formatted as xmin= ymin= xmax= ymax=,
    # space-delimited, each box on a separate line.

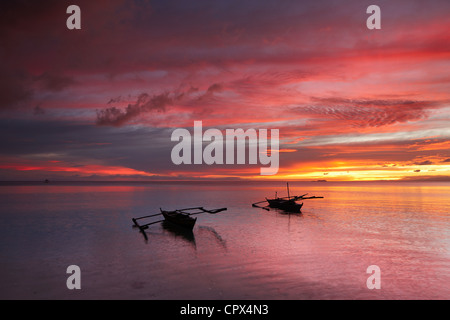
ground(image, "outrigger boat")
xmin=253 ymin=183 xmax=323 ymax=213
xmin=132 ymin=207 xmax=227 ymax=240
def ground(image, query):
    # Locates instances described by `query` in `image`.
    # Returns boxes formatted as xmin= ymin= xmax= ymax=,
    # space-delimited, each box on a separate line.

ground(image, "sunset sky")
xmin=1 ymin=0 xmax=449 ymax=181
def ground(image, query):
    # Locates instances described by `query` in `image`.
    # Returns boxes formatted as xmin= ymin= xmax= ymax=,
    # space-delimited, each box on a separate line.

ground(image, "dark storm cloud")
xmin=0 ymin=118 xmax=175 ymax=173
xmin=96 ymin=84 xmax=229 ymax=127
xmin=96 ymin=92 xmax=174 ymax=127
xmin=0 ymin=0 xmax=391 ymax=108
xmin=1 ymin=0 xmax=449 ymax=113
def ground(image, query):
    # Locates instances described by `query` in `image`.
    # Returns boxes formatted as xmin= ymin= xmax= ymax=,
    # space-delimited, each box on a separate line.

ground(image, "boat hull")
xmin=266 ymin=198 xmax=282 ymax=208
xmin=161 ymin=210 xmax=197 ymax=230
xmin=266 ymin=198 xmax=303 ymax=213
xmin=278 ymin=201 xmax=303 ymax=213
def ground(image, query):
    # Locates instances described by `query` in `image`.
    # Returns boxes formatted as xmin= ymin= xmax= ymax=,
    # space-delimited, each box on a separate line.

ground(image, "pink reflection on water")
xmin=0 ymin=181 xmax=449 ymax=299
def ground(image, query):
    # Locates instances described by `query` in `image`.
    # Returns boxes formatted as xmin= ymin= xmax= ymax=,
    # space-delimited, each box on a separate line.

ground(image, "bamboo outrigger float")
xmin=132 ymin=207 xmax=227 ymax=240
xmin=252 ymin=183 xmax=323 ymax=213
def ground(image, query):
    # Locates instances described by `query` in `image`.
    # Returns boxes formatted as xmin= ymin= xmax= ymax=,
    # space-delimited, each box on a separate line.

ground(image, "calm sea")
xmin=0 ymin=180 xmax=449 ymax=300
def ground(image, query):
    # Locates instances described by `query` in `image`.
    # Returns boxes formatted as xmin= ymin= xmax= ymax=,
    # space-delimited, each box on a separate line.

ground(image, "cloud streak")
xmin=294 ymin=98 xmax=441 ymax=128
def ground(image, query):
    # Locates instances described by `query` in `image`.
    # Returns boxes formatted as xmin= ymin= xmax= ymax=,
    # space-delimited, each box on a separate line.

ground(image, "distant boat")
xmin=264 ymin=183 xmax=304 ymax=213
xmin=252 ymin=182 xmax=323 ymax=213
xmin=44 ymin=179 xmax=49 ymax=183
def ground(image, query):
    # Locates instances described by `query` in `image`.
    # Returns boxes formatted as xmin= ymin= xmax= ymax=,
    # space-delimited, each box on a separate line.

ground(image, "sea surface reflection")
xmin=0 ymin=181 xmax=448 ymax=299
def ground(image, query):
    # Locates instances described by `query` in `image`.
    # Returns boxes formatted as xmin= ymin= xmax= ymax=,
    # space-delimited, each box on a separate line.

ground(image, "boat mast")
xmin=287 ymin=182 xmax=290 ymax=199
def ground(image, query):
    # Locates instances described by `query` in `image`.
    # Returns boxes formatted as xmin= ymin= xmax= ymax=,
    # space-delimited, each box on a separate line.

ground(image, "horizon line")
xmin=1 ymin=178 xmax=450 ymax=183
